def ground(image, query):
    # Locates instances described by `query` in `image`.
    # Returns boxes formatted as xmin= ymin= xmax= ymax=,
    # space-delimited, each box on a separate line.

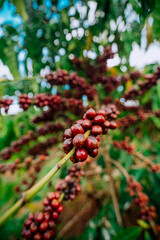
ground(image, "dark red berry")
xmin=30 ymin=222 xmax=38 ymax=233
xmin=34 ymin=232 xmax=42 ymax=240
xmin=70 ymin=194 xmax=76 ymax=200
xmin=88 ymin=148 xmax=98 ymax=157
xmin=51 ymin=199 xmax=59 ymax=208
xmin=95 ymin=135 xmax=100 ymax=142
xmin=40 ymin=221 xmax=49 ymax=232
xmin=75 ymin=148 xmax=88 ymax=162
xmin=71 ymin=124 xmax=84 ymax=136
xmin=76 ymin=184 xmax=81 ymax=192
xmin=24 ymin=219 xmax=32 ymax=228
xmin=91 ymin=125 xmax=103 ymax=135
xmin=43 ymin=198 xmax=50 ymax=206
xmin=63 ymin=138 xmax=73 ymax=153
xmin=57 ymin=205 xmax=64 ymax=213
xmin=93 ymin=115 xmax=105 ymax=125
xmin=28 ymin=212 xmax=34 ymax=220
xmin=76 ymin=119 xmax=84 ymax=125
xmin=81 ymin=119 xmax=92 ymax=130
xmin=109 ymin=121 xmax=117 ymax=129
xmin=97 ymin=110 xmax=106 ymax=118
xmin=85 ymin=108 xmax=96 ymax=119
xmin=102 ymin=120 xmax=110 ymax=128
xmin=63 ymin=128 xmax=73 ymax=139
xmin=55 ymin=192 xmax=61 ymax=199
xmin=24 ymin=230 xmax=32 ymax=239
xmin=48 ymin=219 xmax=56 ymax=229
xmin=86 ymin=136 xmax=99 ymax=150
xmin=73 ymin=134 xmax=86 ymax=148
xmin=35 ymin=212 xmax=44 ymax=223
xmin=44 ymin=212 xmax=50 ymax=221
xmin=47 ymin=192 xmax=55 ymax=200
xmin=52 ymin=211 xmax=59 ymax=219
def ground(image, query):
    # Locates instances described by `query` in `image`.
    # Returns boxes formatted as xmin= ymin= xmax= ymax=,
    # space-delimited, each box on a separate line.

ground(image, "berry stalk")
xmin=0 ymin=130 xmax=90 ymax=227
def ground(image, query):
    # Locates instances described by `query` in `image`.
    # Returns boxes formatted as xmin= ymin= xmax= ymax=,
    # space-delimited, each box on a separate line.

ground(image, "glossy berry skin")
xmin=109 ymin=121 xmax=117 ymax=129
xmin=85 ymin=108 xmax=96 ymax=119
xmin=71 ymin=124 xmax=84 ymax=136
xmin=91 ymin=125 xmax=103 ymax=135
xmin=57 ymin=205 xmax=64 ymax=213
xmin=102 ymin=120 xmax=110 ymax=128
xmin=88 ymin=148 xmax=98 ymax=157
xmin=48 ymin=220 xmax=55 ymax=229
xmin=30 ymin=222 xmax=38 ymax=233
xmin=24 ymin=230 xmax=32 ymax=239
xmin=44 ymin=212 xmax=50 ymax=221
xmin=81 ymin=119 xmax=92 ymax=130
xmin=75 ymin=148 xmax=88 ymax=162
xmin=52 ymin=211 xmax=59 ymax=219
xmin=63 ymin=138 xmax=73 ymax=153
xmin=86 ymin=136 xmax=99 ymax=150
xmin=95 ymin=135 xmax=100 ymax=142
xmin=47 ymin=192 xmax=55 ymax=200
xmin=93 ymin=115 xmax=105 ymax=125
xmin=96 ymin=110 xmax=106 ymax=118
xmin=40 ymin=221 xmax=48 ymax=232
xmin=73 ymin=134 xmax=86 ymax=148
xmin=51 ymin=199 xmax=59 ymax=208
xmin=35 ymin=212 xmax=44 ymax=223
xmin=64 ymin=128 xmax=73 ymax=139
xmin=34 ymin=232 xmax=42 ymax=240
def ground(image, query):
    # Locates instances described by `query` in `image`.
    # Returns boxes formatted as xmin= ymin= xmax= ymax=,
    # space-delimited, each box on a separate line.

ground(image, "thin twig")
xmin=102 ymin=136 xmax=123 ymax=226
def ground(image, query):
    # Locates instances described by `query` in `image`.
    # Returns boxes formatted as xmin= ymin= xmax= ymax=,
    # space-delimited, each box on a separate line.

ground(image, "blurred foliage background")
xmin=0 ymin=0 xmax=160 ymax=240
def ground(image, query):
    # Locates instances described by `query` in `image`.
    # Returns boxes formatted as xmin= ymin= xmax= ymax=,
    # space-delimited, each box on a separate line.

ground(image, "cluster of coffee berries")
xmin=46 ymin=69 xmax=68 ymax=85
xmin=113 ymin=140 xmax=134 ymax=154
xmin=22 ymin=192 xmax=63 ymax=240
xmin=1 ymin=131 xmax=36 ymax=160
xmin=63 ymin=108 xmax=117 ymax=163
xmin=46 ymin=70 xmax=96 ymax=101
xmin=122 ymin=66 xmax=160 ymax=100
xmin=29 ymin=136 xmax=59 ymax=157
xmin=0 ymin=158 xmax=20 ymax=174
xmin=1 ymin=122 xmax=63 ymax=161
xmin=56 ymin=164 xmax=84 ymax=200
xmin=130 ymin=71 xmax=141 ymax=80
xmin=0 ymin=98 xmax=13 ymax=113
xmin=19 ymin=94 xmax=32 ymax=111
xmin=127 ymin=176 xmax=156 ymax=221
xmin=117 ymin=114 xmax=137 ymax=129
xmin=103 ymin=104 xmax=120 ymax=120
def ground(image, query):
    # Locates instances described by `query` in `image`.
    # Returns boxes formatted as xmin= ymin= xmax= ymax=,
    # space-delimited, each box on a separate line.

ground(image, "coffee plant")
xmin=0 ymin=0 xmax=160 ymax=240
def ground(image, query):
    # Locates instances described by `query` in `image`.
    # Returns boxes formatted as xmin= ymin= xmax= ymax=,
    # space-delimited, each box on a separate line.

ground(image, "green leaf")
xmin=14 ymin=0 xmax=28 ymax=22
xmin=113 ymin=227 xmax=142 ymax=240
xmin=144 ymin=231 xmax=152 ymax=240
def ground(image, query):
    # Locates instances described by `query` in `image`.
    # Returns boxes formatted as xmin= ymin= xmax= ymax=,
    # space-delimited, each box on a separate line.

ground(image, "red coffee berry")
xmin=40 ymin=221 xmax=49 ymax=232
xmin=47 ymin=192 xmax=55 ymax=200
xmin=34 ymin=232 xmax=42 ymax=240
xmin=55 ymin=192 xmax=61 ymax=199
xmin=95 ymin=135 xmax=100 ymax=142
xmin=70 ymin=193 xmax=76 ymax=200
xmin=88 ymin=148 xmax=98 ymax=157
xmin=43 ymin=231 xmax=52 ymax=240
xmin=73 ymin=134 xmax=86 ymax=148
xmin=109 ymin=121 xmax=117 ymax=129
xmin=43 ymin=198 xmax=50 ymax=206
xmin=93 ymin=115 xmax=105 ymax=125
xmin=76 ymin=184 xmax=81 ymax=192
xmin=24 ymin=230 xmax=32 ymax=239
xmin=24 ymin=219 xmax=32 ymax=228
xmin=63 ymin=138 xmax=73 ymax=153
xmin=35 ymin=212 xmax=44 ymax=223
xmin=86 ymin=136 xmax=99 ymax=150
xmin=51 ymin=199 xmax=59 ymax=208
xmin=44 ymin=212 xmax=50 ymax=221
xmin=91 ymin=125 xmax=103 ymax=135
xmin=71 ymin=124 xmax=84 ymax=136
xmin=30 ymin=222 xmax=38 ymax=233
xmin=52 ymin=211 xmax=59 ymax=219
xmin=96 ymin=110 xmax=106 ymax=118
xmin=81 ymin=119 xmax=92 ymax=130
xmin=85 ymin=108 xmax=96 ymax=119
xmin=48 ymin=220 xmax=56 ymax=229
xmin=64 ymin=128 xmax=73 ymax=139
xmin=57 ymin=205 xmax=64 ymax=213
xmin=75 ymin=148 xmax=88 ymax=162
xmin=102 ymin=120 xmax=110 ymax=128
